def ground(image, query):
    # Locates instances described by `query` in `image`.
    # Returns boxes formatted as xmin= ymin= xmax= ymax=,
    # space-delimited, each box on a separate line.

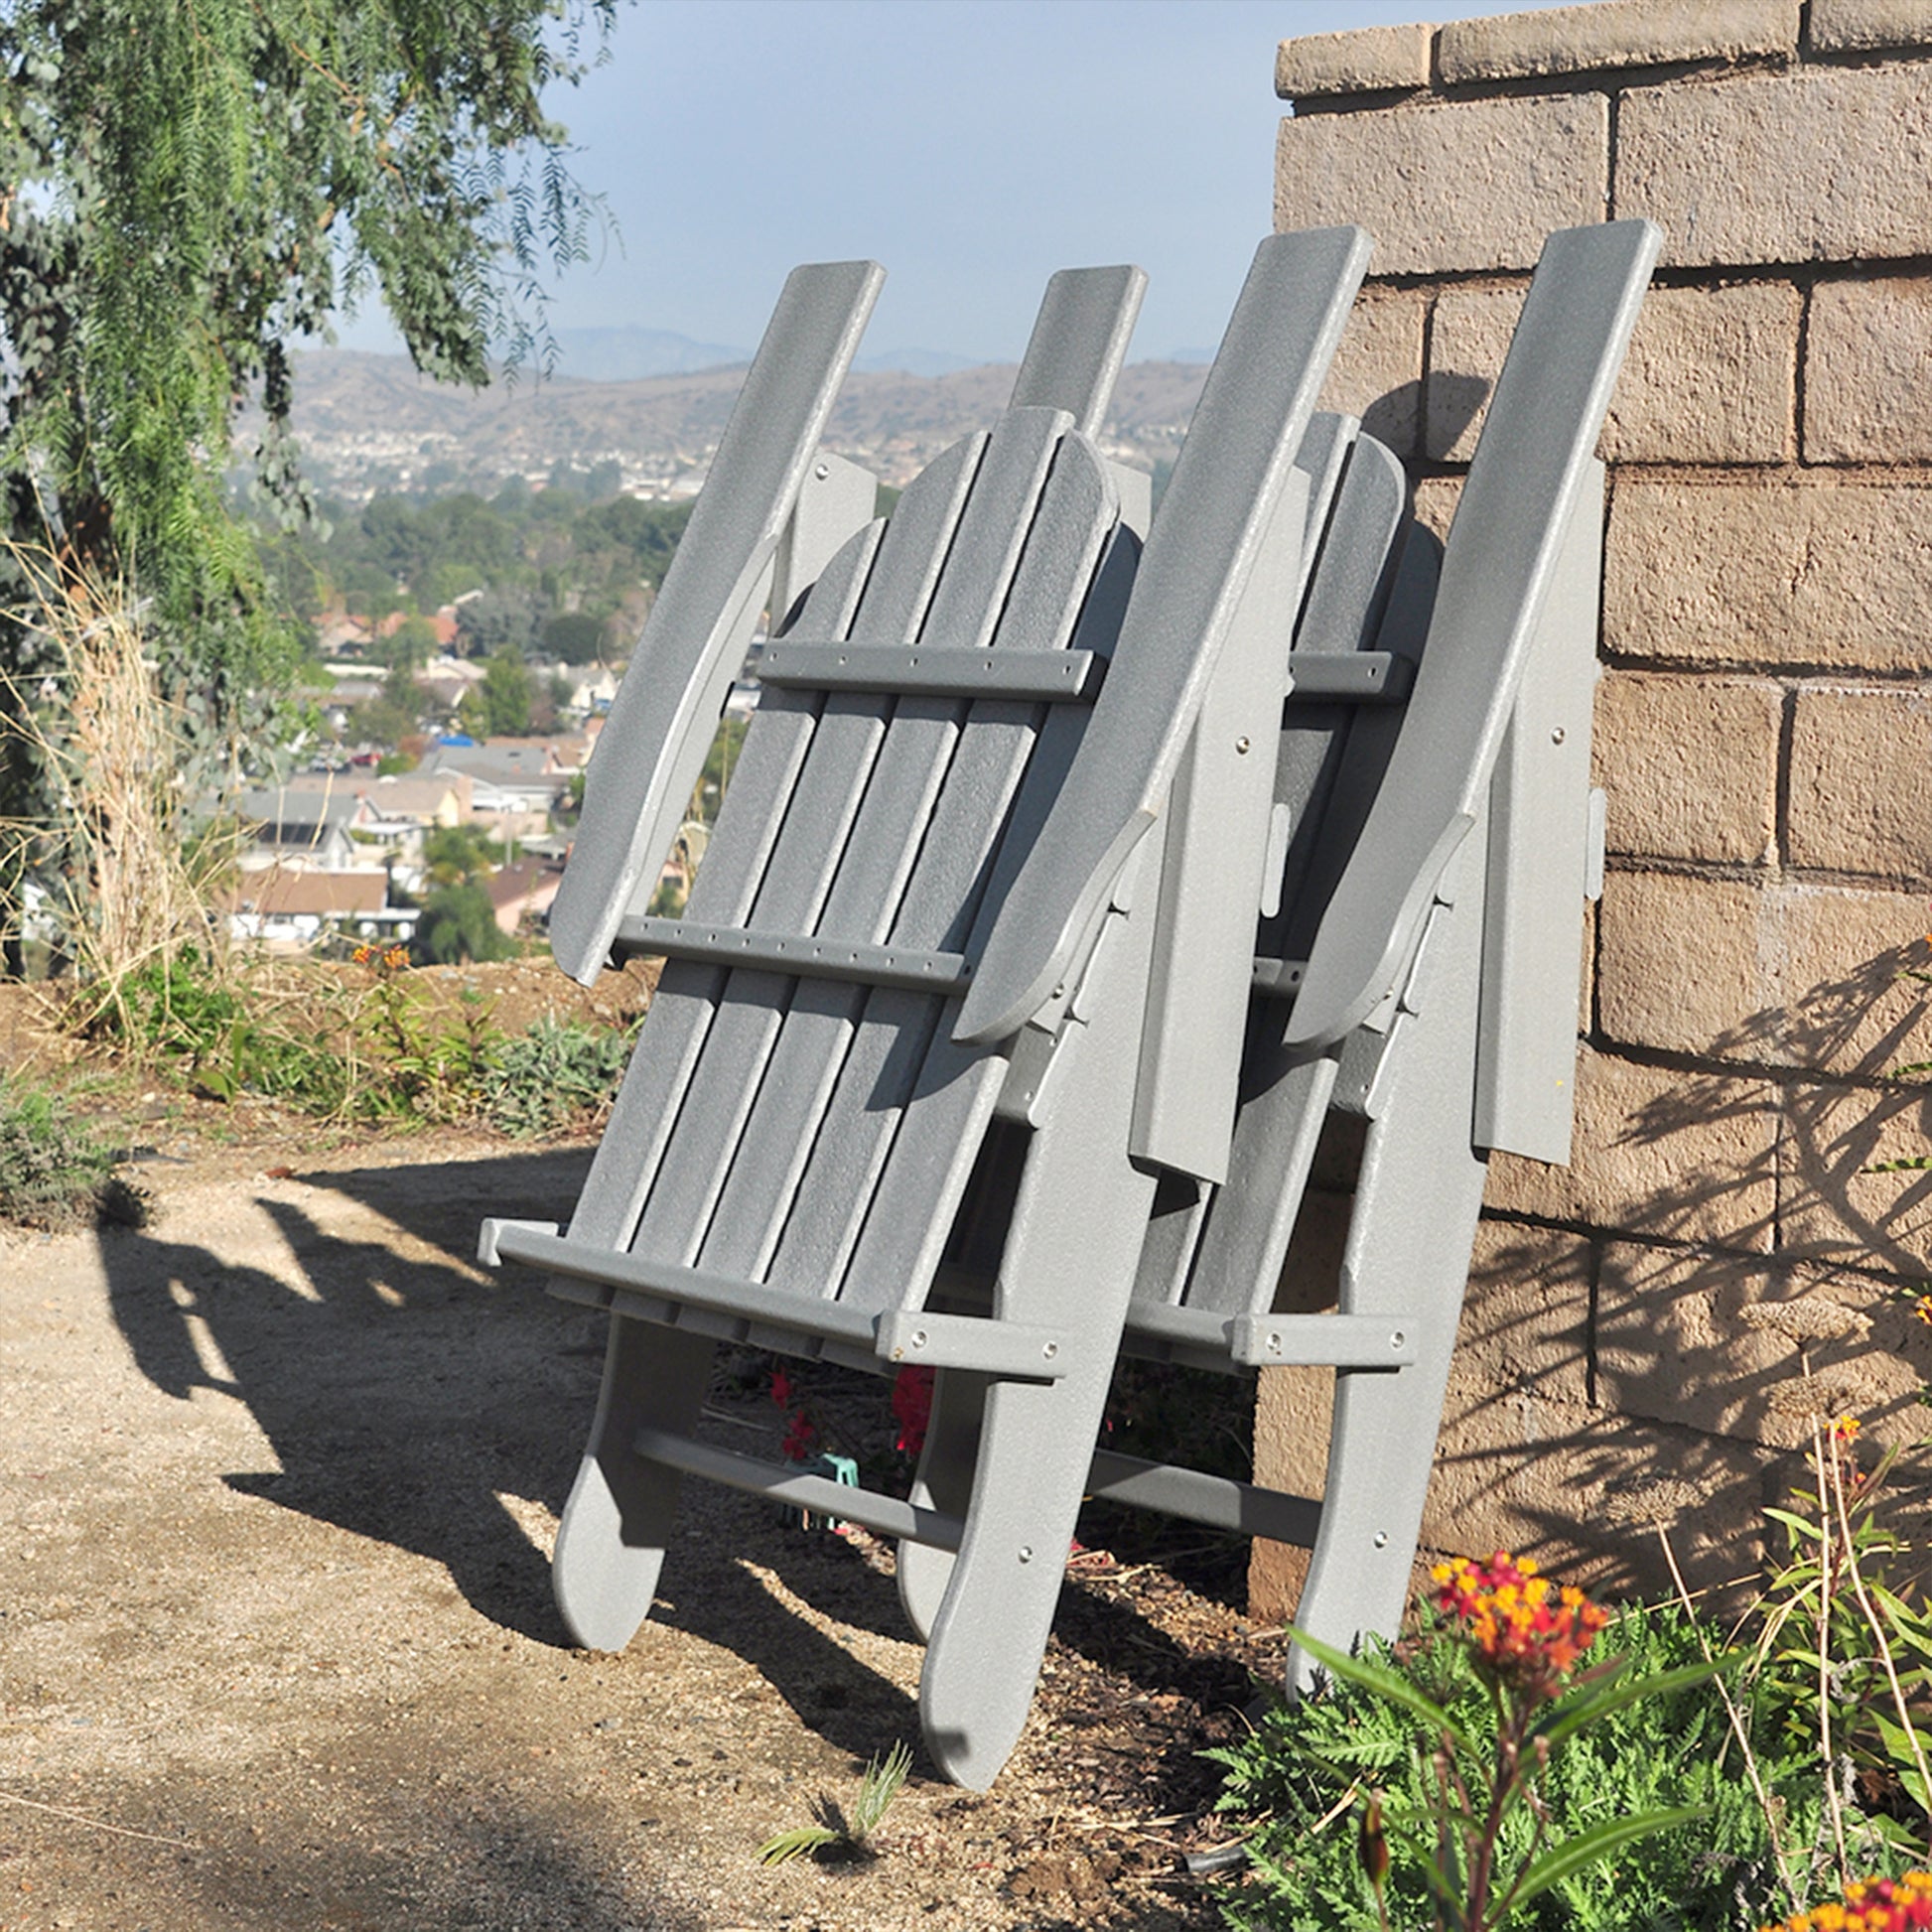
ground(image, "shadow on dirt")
xmin=96 ymin=1145 xmax=932 ymax=1760
xmin=98 ymin=1149 xmax=602 ymax=1647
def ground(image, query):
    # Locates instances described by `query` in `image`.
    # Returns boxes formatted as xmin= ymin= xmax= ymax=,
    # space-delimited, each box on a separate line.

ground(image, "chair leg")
xmin=552 ymin=1313 xmax=716 ymax=1651
xmin=914 ymin=1019 xmax=1159 ymax=1785
xmin=897 ymin=1368 xmax=988 ymax=1643
xmin=1288 ymin=1146 xmax=1486 ymax=1686
xmin=1288 ymin=873 xmax=1490 ymax=1688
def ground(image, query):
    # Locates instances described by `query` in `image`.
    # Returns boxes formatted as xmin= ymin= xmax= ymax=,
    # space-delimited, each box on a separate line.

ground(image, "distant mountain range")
xmin=274 ymin=347 xmax=1211 ymax=504
xmin=546 ymin=325 xmax=983 ymax=384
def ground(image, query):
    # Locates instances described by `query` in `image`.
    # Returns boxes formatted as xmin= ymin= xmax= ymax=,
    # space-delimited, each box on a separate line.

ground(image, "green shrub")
xmin=1213 ymin=1603 xmax=1813 ymax=1932
xmin=116 ymin=947 xmax=349 ymax=1110
xmin=411 ymin=883 xmax=515 ymax=965
xmin=0 ymin=1079 xmax=142 ymax=1229
xmin=480 ymin=1013 xmax=634 ymax=1138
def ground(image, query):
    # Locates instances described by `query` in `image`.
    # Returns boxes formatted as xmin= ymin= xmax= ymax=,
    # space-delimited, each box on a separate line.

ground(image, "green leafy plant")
xmin=1751 ymin=1415 xmax=1932 ymax=1881
xmin=757 ymin=1740 xmax=913 ymax=1866
xmin=0 ymin=1077 xmax=144 ymax=1230
xmin=117 ymin=945 xmax=352 ymax=1111
xmin=1214 ymin=1585 xmax=1770 ymax=1932
xmin=479 ymin=1012 xmax=634 ymax=1138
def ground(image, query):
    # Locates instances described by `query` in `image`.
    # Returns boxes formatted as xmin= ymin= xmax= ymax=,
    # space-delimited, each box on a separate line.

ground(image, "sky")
xmin=340 ymin=0 xmax=1556 ymax=370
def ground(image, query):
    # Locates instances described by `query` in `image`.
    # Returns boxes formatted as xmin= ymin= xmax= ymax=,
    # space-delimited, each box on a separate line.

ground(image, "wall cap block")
xmin=1810 ymin=0 xmax=1932 ymax=54
xmin=1439 ymin=0 xmax=1798 ymax=84
xmin=1276 ymin=23 xmax=1435 ymax=100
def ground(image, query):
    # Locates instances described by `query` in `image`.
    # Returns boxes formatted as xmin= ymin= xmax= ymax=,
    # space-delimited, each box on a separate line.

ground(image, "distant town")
xmin=208 ymin=343 xmax=1211 ymax=965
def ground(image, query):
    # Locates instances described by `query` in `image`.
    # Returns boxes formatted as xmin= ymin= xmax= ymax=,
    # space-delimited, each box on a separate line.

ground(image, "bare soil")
xmin=1 ymin=991 xmax=1292 ymax=1932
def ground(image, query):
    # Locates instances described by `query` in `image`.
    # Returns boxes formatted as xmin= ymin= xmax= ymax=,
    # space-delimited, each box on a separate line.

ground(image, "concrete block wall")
xmin=1253 ymin=0 xmax=1932 ymax=1618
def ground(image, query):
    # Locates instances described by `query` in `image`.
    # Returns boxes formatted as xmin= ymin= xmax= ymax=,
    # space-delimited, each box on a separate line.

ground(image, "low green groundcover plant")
xmin=107 ymin=944 xmax=634 ymax=1135
xmin=481 ymin=1012 xmax=636 ymax=1139
xmin=0 ymin=1077 xmax=143 ymax=1229
xmin=1212 ymin=1587 xmax=1812 ymax=1932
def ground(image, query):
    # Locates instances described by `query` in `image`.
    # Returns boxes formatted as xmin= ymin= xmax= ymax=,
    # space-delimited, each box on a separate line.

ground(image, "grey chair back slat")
xmin=561 ymin=436 xmax=984 ymax=1253
xmin=549 ymin=259 xmax=883 ymax=986
xmin=1284 ymin=219 xmax=1660 ymax=1052
xmin=566 ymin=266 xmax=1149 ymax=1291
xmin=1009 ymin=264 xmax=1148 ymax=438
xmin=615 ymin=451 xmax=989 ymax=1275
xmin=702 ymin=421 xmax=1117 ymax=1301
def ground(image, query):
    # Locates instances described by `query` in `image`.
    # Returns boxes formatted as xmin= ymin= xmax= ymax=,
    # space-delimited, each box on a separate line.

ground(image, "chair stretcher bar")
xmin=757 ymin=642 xmax=1105 ymax=703
xmin=611 ymin=918 xmax=973 ymax=993
xmin=632 ymin=1429 xmax=968 ymax=1550
xmin=1124 ymin=1299 xmax=1417 ymax=1368
xmin=481 ymin=1221 xmax=1069 ymax=1379
xmin=624 ymin=1438 xmax=1321 ymax=1555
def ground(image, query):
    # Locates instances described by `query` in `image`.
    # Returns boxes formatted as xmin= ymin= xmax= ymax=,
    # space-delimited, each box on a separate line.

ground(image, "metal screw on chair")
xmin=1373 ymin=1531 xmax=1389 ymax=1550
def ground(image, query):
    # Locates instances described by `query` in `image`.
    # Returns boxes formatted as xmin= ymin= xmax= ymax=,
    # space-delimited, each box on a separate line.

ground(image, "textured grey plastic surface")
xmin=1100 ymin=221 xmax=1658 ymax=1707
xmin=1130 ymin=468 xmax=1311 ymax=1182
xmin=1472 ymin=465 xmax=1602 ymax=1163
xmin=954 ymin=226 xmax=1372 ymax=1045
xmin=548 ymin=260 xmax=883 ymax=985
xmin=1009 ymin=264 xmax=1147 ymax=437
xmin=766 ymin=450 xmax=879 ymax=632
xmin=613 ymin=916 xmax=972 ymax=993
xmin=756 ymin=642 xmax=1104 ymax=702
xmin=1284 ymin=219 xmax=1660 ymax=1050
xmin=516 ymin=262 xmax=1172 ymax=1781
xmin=633 ymin=1429 xmax=967 ymax=1550
xmin=481 ymin=224 xmax=1659 ymax=1785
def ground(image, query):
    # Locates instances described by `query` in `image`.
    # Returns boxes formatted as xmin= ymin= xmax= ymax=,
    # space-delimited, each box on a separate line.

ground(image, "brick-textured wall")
xmin=1255 ymin=0 xmax=1932 ymax=1617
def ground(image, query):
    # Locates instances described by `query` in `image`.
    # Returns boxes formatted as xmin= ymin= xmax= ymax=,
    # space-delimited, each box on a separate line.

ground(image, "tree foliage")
xmin=0 ymin=0 xmax=618 ymax=675
xmin=412 ymin=881 xmax=512 ymax=965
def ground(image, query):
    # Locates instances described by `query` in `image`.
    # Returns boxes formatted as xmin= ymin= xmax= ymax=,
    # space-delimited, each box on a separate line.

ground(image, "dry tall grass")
xmin=0 ymin=544 xmax=240 ymax=1015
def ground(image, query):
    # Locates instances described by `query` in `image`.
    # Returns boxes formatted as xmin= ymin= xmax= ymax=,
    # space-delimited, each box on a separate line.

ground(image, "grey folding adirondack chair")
xmin=481 ymin=225 xmax=1372 ymax=1788
xmin=954 ymin=217 xmax=1659 ymax=1692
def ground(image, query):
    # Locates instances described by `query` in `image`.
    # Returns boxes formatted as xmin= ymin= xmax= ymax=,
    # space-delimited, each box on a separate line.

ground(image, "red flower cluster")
xmin=769 ymin=1366 xmax=816 ymax=1461
xmin=1431 ymin=1552 xmax=1609 ymax=1696
xmin=1762 ymin=1870 xmax=1932 ymax=1932
xmin=893 ymin=1366 xmax=935 ymax=1456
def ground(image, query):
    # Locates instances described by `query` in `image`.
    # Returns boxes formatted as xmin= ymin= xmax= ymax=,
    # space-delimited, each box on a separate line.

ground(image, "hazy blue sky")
xmin=340 ymin=0 xmax=1554 ymax=367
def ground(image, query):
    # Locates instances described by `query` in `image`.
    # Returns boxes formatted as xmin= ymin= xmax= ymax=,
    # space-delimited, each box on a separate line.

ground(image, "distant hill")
xmin=549 ymin=326 xmax=749 ymax=381
xmin=275 ymin=349 xmax=1209 ymax=503
xmin=541 ymin=326 xmax=979 ymax=384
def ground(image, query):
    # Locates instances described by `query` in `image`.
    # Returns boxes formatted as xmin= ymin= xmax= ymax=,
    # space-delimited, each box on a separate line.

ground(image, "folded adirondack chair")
xmin=937 ymin=217 xmax=1659 ymax=1692
xmin=481 ymin=224 xmax=1374 ymax=1788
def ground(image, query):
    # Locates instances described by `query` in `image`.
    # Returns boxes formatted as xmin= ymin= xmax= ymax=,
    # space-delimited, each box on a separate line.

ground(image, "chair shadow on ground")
xmin=98 ymin=1139 xmax=1273 ymax=1768
xmin=95 ymin=1146 xmax=933 ymax=1761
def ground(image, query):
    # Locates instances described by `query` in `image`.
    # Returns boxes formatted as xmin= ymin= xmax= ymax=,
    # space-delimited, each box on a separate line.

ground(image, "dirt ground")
xmin=0 ymin=1103 xmax=1295 ymax=1932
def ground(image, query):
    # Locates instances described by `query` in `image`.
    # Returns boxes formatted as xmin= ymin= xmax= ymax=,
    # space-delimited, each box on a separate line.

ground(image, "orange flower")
xmin=1913 ymin=1295 xmax=1932 ymax=1327
xmin=1761 ymin=1869 xmax=1932 ymax=1932
xmin=1430 ymin=1553 xmax=1609 ymax=1698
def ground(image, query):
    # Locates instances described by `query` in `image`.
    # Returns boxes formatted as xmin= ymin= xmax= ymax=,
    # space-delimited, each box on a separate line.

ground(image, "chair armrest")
xmin=952 ymin=224 xmax=1372 ymax=1046
xmin=546 ymin=259 xmax=883 ymax=985
xmin=1284 ymin=219 xmax=1661 ymax=1052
